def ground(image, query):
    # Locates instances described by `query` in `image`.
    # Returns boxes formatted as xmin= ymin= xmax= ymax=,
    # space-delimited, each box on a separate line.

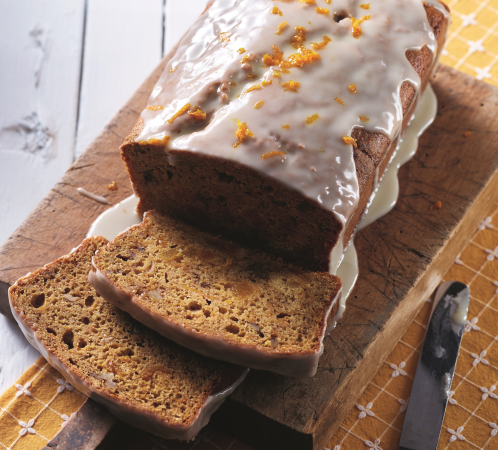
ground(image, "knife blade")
xmin=399 ymin=281 xmax=470 ymax=450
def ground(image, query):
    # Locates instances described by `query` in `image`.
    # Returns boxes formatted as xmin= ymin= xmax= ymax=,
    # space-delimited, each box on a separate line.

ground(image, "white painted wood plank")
xmin=75 ymin=0 xmax=164 ymax=157
xmin=164 ymin=0 xmax=209 ymax=55
xmin=0 ymin=0 xmax=85 ymax=394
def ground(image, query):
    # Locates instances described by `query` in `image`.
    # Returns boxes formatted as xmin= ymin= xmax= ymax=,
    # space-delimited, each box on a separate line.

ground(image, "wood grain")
xmin=41 ymin=399 xmax=117 ymax=450
xmin=1 ymin=64 xmax=498 ymax=450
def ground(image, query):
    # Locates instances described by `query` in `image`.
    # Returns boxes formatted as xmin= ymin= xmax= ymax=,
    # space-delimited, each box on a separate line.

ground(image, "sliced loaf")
xmin=90 ymin=212 xmax=342 ymax=377
xmin=9 ymin=236 xmax=246 ymax=441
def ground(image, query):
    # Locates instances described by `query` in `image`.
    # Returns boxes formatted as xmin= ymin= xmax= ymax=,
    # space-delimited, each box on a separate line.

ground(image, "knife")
xmin=399 ymin=281 xmax=470 ymax=450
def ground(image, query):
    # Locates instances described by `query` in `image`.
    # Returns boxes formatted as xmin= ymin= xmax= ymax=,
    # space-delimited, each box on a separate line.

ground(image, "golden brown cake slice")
xmin=9 ymin=236 xmax=246 ymax=441
xmin=90 ymin=212 xmax=342 ymax=377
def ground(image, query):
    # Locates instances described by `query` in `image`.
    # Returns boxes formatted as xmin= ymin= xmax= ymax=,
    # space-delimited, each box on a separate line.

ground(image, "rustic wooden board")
xmin=1 ymin=63 xmax=498 ymax=450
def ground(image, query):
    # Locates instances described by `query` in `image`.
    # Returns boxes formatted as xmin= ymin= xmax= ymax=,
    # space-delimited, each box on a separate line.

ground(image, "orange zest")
xmin=281 ymin=80 xmax=301 ymax=92
xmin=306 ymin=114 xmax=319 ymax=124
xmin=351 ymin=16 xmax=371 ymax=39
xmin=254 ymin=100 xmax=264 ymax=109
xmin=359 ymin=116 xmax=369 ymax=122
xmin=272 ymin=6 xmax=283 ymax=15
xmin=342 ymin=136 xmax=357 ymax=148
xmin=284 ymin=47 xmax=320 ymax=68
xmin=146 ymin=105 xmax=164 ymax=111
xmin=348 ymin=84 xmax=357 ymax=93
xmin=261 ymin=151 xmax=286 ymax=160
xmin=167 ymin=104 xmax=190 ymax=123
xmin=245 ymin=83 xmax=262 ymax=93
xmin=233 ymin=120 xmax=254 ymax=148
xmin=219 ymin=32 xmax=230 ymax=42
xmin=237 ymin=48 xmax=246 ymax=54
xmin=298 ymin=0 xmax=316 ymax=4
xmin=140 ymin=136 xmax=170 ymax=146
xmin=291 ymin=26 xmax=307 ymax=48
xmin=335 ymin=97 xmax=345 ymax=105
xmin=282 ymin=124 xmax=290 ymax=129
xmin=169 ymin=67 xmax=177 ymax=73
xmin=359 ymin=3 xmax=370 ymax=9
xmin=263 ymin=45 xmax=284 ymax=66
xmin=311 ymin=35 xmax=331 ymax=50
xmin=276 ymin=21 xmax=289 ymax=35
xmin=273 ymin=71 xmax=281 ymax=77
xmin=188 ymin=107 xmax=206 ymax=121
xmin=315 ymin=7 xmax=329 ymax=14
xmin=262 ymin=76 xmax=273 ymax=86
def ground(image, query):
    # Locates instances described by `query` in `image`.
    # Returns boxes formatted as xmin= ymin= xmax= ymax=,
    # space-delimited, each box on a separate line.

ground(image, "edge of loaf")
xmin=120 ymin=0 xmax=450 ymax=272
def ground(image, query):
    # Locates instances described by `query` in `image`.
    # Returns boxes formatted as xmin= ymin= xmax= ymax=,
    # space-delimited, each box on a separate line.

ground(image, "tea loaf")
xmin=9 ymin=237 xmax=247 ymax=441
xmin=90 ymin=211 xmax=342 ymax=377
xmin=121 ymin=0 xmax=450 ymax=271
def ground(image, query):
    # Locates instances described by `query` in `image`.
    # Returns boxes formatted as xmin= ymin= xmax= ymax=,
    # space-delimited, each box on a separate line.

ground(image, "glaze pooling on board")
xmin=136 ymin=0 xmax=447 ymax=264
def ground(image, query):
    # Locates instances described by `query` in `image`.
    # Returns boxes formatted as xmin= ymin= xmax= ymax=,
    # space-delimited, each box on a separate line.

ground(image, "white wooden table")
xmin=0 ymin=0 xmax=207 ymax=395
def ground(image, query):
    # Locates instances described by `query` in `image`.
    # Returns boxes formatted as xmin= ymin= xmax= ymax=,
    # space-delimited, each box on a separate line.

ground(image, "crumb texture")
xmin=9 ymin=237 xmax=239 ymax=428
xmin=94 ymin=212 xmax=341 ymax=355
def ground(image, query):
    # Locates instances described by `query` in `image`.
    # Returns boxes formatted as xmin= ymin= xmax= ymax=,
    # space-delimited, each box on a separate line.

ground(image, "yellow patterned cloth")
xmin=1 ymin=1 xmax=498 ymax=449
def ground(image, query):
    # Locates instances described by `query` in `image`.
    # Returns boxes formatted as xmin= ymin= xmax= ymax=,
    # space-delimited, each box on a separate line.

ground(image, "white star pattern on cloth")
xmin=442 ymin=48 xmax=449 ymax=56
xmin=479 ymin=217 xmax=493 ymax=230
xmin=468 ymin=39 xmax=485 ymax=54
xmin=390 ymin=362 xmax=407 ymax=377
xmin=485 ymin=246 xmax=498 ymax=261
xmin=19 ymin=419 xmax=35 ymax=436
xmin=56 ymin=378 xmax=74 ymax=393
xmin=398 ymin=398 xmax=408 ymax=412
xmin=475 ymin=66 xmax=492 ymax=81
xmin=448 ymin=427 xmax=465 ymax=442
xmin=464 ymin=317 xmax=479 ymax=332
xmin=480 ymin=385 xmax=497 ymax=401
xmin=460 ymin=13 xmax=478 ymax=27
xmin=356 ymin=402 xmax=375 ymax=419
xmin=61 ymin=412 xmax=76 ymax=428
xmin=471 ymin=351 xmax=489 ymax=366
xmin=365 ymin=438 xmax=382 ymax=450
xmin=490 ymin=423 xmax=498 ymax=437
xmin=494 ymin=281 xmax=498 ymax=294
xmin=15 ymin=382 xmax=32 ymax=398
xmin=455 ymin=257 xmax=463 ymax=265
xmin=449 ymin=391 xmax=457 ymax=405
xmin=333 ymin=446 xmax=341 ymax=450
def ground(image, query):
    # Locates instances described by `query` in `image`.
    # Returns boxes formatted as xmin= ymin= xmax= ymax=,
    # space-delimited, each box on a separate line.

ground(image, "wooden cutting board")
xmin=2 ymin=62 xmax=498 ymax=450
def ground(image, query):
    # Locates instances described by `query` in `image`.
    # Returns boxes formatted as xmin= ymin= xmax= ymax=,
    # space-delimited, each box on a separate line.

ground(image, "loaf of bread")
xmin=121 ymin=0 xmax=449 ymax=272
xmin=8 ymin=237 xmax=247 ymax=441
xmin=90 ymin=211 xmax=341 ymax=377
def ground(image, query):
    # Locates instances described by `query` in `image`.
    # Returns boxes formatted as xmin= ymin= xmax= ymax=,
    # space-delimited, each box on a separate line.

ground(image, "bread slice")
xmin=90 ymin=211 xmax=342 ymax=377
xmin=8 ymin=236 xmax=247 ymax=441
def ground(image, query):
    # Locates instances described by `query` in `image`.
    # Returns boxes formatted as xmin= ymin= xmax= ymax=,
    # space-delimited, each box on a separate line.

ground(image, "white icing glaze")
xmin=89 ymin=264 xmax=340 ymax=378
xmin=8 ymin=240 xmax=248 ymax=441
xmin=77 ymin=187 xmax=111 ymax=205
xmin=332 ymin=83 xmax=438 ymax=322
xmin=136 ymin=0 xmax=448 ymax=270
xmin=433 ymin=281 xmax=470 ymax=334
xmin=87 ymin=195 xmax=142 ymax=240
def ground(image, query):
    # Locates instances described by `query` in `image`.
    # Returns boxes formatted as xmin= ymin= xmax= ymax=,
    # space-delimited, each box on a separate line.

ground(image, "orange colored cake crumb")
xmin=430 ymin=200 xmax=443 ymax=211
xmin=107 ymin=181 xmax=117 ymax=191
